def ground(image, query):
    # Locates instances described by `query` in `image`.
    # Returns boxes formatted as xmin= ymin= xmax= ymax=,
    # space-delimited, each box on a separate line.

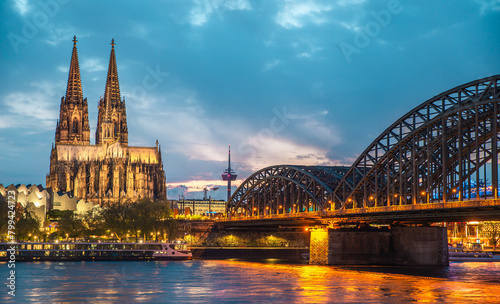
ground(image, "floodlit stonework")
xmin=46 ymin=37 xmax=166 ymax=205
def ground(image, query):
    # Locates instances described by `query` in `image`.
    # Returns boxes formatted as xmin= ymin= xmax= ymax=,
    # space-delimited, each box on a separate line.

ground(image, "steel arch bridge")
xmin=226 ymin=75 xmax=500 ymax=221
xmin=227 ymin=165 xmax=350 ymax=217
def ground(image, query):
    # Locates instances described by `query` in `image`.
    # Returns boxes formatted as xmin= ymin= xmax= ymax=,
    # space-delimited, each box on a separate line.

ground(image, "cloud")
xmin=337 ymin=0 xmax=366 ymax=6
xmin=238 ymin=136 xmax=334 ymax=171
xmin=291 ymin=38 xmax=324 ymax=59
xmin=0 ymin=81 xmax=60 ymax=131
xmin=263 ymin=59 xmax=281 ymax=72
xmin=339 ymin=20 xmax=362 ymax=32
xmin=168 ymin=179 xmax=236 ymax=192
xmin=125 ymin=87 xmax=226 ymax=159
xmin=275 ymin=0 xmax=333 ymax=29
xmin=189 ymin=0 xmax=252 ymax=26
xmin=44 ymin=28 xmax=84 ymax=47
xmin=81 ymin=58 xmax=106 ymax=72
xmin=12 ymin=0 xmax=30 ymax=16
xmin=167 ymin=181 xmax=237 ymax=200
xmin=286 ymin=109 xmax=328 ymax=120
xmin=474 ymin=0 xmax=500 ymax=14
xmin=57 ymin=65 xmax=68 ymax=73
xmin=298 ymin=120 xmax=341 ymax=145
xmin=126 ymin=85 xmax=338 ymax=180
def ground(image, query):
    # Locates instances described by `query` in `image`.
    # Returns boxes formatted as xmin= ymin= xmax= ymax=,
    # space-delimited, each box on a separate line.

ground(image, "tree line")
xmin=0 ymin=197 xmax=176 ymax=242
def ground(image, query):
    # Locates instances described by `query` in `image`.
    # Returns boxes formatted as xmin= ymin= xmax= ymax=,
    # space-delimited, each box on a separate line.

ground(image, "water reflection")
xmin=1 ymin=260 xmax=499 ymax=303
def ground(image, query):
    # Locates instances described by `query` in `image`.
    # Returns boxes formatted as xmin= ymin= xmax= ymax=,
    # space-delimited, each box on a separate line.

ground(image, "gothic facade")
xmin=46 ymin=36 xmax=166 ymax=205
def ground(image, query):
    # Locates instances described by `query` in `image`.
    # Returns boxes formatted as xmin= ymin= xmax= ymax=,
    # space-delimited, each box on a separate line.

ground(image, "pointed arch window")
xmin=114 ymin=120 xmax=119 ymax=137
xmin=72 ymin=118 xmax=78 ymax=133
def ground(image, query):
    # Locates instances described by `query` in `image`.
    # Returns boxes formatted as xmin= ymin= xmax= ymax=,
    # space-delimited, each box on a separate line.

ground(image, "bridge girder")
xmin=333 ymin=75 xmax=500 ymax=210
xmin=226 ymin=75 xmax=500 ymax=219
xmin=227 ymin=165 xmax=349 ymax=217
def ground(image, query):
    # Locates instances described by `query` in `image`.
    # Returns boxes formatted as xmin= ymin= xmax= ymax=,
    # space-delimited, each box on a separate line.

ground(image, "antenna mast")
xmin=221 ymin=144 xmax=237 ymax=203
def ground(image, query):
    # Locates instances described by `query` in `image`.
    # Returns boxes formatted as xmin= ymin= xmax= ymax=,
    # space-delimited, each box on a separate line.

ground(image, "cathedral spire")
xmin=96 ymin=38 xmax=128 ymax=146
xmin=103 ymin=38 xmax=121 ymax=104
xmin=55 ymin=36 xmax=90 ymax=145
xmin=65 ymin=35 xmax=83 ymax=103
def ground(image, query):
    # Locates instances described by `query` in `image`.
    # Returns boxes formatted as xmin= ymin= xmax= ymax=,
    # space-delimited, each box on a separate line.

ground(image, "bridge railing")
xmin=334 ymin=199 xmax=500 ymax=216
xmin=219 ymin=199 xmax=500 ymax=221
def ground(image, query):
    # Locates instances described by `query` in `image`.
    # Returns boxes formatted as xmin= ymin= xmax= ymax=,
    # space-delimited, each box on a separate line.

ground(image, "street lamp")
xmin=421 ymin=191 xmax=427 ymax=204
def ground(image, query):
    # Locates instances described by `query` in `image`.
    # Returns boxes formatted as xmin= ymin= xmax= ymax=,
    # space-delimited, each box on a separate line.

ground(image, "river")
xmin=2 ymin=260 xmax=500 ymax=303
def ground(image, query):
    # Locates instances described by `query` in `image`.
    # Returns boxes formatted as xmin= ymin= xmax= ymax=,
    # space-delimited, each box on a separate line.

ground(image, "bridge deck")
xmin=219 ymin=199 xmax=500 ymax=226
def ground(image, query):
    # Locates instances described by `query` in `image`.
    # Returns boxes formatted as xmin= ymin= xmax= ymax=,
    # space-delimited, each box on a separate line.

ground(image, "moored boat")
xmin=448 ymin=244 xmax=498 ymax=262
xmin=0 ymin=241 xmax=192 ymax=262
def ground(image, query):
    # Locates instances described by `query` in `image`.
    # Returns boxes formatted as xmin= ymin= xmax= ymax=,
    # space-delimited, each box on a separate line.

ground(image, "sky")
xmin=1 ymin=0 xmax=499 ymax=200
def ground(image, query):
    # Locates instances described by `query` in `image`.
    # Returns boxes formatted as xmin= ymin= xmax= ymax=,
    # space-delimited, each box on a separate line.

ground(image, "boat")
xmin=0 ymin=241 xmax=192 ymax=262
xmin=448 ymin=244 xmax=498 ymax=262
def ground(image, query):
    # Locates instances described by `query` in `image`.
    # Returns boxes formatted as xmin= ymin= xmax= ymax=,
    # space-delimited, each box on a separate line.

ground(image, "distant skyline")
xmin=1 ymin=0 xmax=500 ymax=200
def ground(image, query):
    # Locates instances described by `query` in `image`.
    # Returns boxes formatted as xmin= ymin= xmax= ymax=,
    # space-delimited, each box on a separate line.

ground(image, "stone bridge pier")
xmin=309 ymin=226 xmax=449 ymax=266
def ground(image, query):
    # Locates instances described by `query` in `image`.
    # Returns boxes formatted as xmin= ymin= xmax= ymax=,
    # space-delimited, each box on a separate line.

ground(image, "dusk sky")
xmin=1 ymin=0 xmax=499 ymax=200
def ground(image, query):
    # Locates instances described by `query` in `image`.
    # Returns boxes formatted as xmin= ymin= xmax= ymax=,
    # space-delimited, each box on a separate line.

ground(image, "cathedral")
xmin=46 ymin=36 xmax=166 ymax=205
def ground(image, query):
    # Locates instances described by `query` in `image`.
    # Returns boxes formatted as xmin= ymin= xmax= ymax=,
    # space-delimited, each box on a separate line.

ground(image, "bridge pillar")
xmin=309 ymin=226 xmax=449 ymax=266
xmin=309 ymin=228 xmax=329 ymax=265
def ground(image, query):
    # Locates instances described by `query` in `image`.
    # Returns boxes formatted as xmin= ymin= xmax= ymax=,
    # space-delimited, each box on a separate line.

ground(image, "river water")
xmin=2 ymin=260 xmax=500 ymax=303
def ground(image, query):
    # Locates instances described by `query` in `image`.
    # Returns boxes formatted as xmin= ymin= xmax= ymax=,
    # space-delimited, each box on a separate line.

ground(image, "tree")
xmin=80 ymin=209 xmax=105 ymax=241
xmin=133 ymin=199 xmax=175 ymax=241
xmin=57 ymin=210 xmax=84 ymax=241
xmin=101 ymin=202 xmax=131 ymax=241
xmin=15 ymin=203 xmax=41 ymax=241
xmin=152 ymin=200 xmax=176 ymax=241
xmin=0 ymin=194 xmax=9 ymax=240
xmin=126 ymin=203 xmax=142 ymax=242
xmin=480 ymin=221 xmax=500 ymax=248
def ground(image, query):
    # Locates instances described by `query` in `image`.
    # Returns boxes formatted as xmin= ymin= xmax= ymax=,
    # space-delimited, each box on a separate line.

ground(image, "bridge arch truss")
xmin=333 ymin=75 xmax=500 ymax=210
xmin=226 ymin=166 xmax=349 ymax=217
xmin=226 ymin=75 xmax=500 ymax=218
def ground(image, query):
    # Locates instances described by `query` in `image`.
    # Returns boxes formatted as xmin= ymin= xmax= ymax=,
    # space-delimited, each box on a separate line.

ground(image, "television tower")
xmin=222 ymin=145 xmax=237 ymax=202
